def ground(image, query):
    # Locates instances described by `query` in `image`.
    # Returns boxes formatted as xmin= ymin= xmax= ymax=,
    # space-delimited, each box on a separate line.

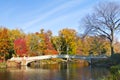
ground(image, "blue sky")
xmin=0 ymin=0 xmax=120 ymax=38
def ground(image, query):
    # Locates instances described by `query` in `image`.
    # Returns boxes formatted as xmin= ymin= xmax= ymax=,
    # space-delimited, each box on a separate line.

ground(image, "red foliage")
xmin=51 ymin=50 xmax=58 ymax=54
xmin=0 ymin=60 xmax=3 ymax=62
xmin=35 ymin=32 xmax=39 ymax=35
xmin=43 ymin=33 xmax=58 ymax=55
xmin=14 ymin=38 xmax=28 ymax=57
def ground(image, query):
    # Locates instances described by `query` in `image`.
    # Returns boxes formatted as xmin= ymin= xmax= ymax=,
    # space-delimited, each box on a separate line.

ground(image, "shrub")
xmin=110 ymin=54 xmax=120 ymax=65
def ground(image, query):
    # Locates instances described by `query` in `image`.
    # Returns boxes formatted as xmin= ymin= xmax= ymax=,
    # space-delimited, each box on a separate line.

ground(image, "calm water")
xmin=0 ymin=63 xmax=110 ymax=80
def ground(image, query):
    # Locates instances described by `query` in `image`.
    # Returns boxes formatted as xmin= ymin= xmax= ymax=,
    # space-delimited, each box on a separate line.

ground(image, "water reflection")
xmin=0 ymin=63 xmax=110 ymax=80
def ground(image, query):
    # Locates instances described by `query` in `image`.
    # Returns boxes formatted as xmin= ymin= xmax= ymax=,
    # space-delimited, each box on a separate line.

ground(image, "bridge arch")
xmin=9 ymin=55 xmax=108 ymax=66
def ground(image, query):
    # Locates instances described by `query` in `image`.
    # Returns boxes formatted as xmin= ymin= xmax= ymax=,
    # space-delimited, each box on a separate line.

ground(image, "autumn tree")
xmin=75 ymin=37 xmax=83 ymax=55
xmin=9 ymin=29 xmax=25 ymax=40
xmin=37 ymin=29 xmax=58 ymax=55
xmin=8 ymin=29 xmax=25 ymax=57
xmin=14 ymin=38 xmax=28 ymax=57
xmin=44 ymin=31 xmax=58 ymax=55
xmin=52 ymin=36 xmax=62 ymax=54
xmin=82 ymin=2 xmax=120 ymax=55
xmin=26 ymin=33 xmax=39 ymax=56
xmin=78 ymin=36 xmax=91 ymax=56
xmin=0 ymin=28 xmax=11 ymax=61
xmin=114 ymin=41 xmax=120 ymax=53
xmin=88 ymin=36 xmax=110 ymax=55
xmin=37 ymin=29 xmax=47 ymax=55
xmin=59 ymin=28 xmax=77 ymax=55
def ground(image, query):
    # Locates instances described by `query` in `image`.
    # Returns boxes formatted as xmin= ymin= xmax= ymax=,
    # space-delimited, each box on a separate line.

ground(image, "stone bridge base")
xmin=21 ymin=60 xmax=27 ymax=66
xmin=7 ymin=60 xmax=21 ymax=67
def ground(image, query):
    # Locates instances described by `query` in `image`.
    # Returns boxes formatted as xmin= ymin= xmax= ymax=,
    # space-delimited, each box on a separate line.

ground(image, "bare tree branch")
xmin=82 ymin=2 xmax=120 ymax=55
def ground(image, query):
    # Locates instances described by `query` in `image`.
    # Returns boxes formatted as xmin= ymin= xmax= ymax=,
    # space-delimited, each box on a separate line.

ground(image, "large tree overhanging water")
xmin=82 ymin=2 xmax=120 ymax=55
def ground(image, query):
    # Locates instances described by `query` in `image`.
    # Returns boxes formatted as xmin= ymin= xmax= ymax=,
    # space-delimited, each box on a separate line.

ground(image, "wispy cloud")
xmin=37 ymin=3 xmax=94 ymax=35
xmin=21 ymin=0 xmax=84 ymax=30
xmin=23 ymin=0 xmax=98 ymax=34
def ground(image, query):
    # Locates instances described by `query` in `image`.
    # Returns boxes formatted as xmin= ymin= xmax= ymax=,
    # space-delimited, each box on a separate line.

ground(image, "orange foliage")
xmin=0 ymin=28 xmax=10 ymax=60
xmin=44 ymin=50 xmax=58 ymax=55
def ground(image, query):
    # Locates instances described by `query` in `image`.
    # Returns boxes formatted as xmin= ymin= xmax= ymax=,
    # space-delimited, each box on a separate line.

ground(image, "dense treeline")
xmin=0 ymin=27 xmax=120 ymax=61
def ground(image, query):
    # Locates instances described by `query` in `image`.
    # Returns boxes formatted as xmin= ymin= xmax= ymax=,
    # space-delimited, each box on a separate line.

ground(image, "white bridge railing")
xmin=9 ymin=54 xmax=108 ymax=65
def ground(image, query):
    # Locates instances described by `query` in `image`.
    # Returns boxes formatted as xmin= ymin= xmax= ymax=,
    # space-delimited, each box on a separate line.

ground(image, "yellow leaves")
xmin=0 ymin=28 xmax=11 ymax=60
xmin=59 ymin=28 xmax=77 ymax=43
xmin=59 ymin=28 xmax=78 ymax=55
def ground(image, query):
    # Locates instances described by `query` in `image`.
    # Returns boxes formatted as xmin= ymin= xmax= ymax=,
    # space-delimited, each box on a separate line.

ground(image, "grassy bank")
xmin=92 ymin=54 xmax=120 ymax=80
xmin=92 ymin=54 xmax=120 ymax=68
xmin=101 ymin=65 xmax=120 ymax=80
xmin=0 ymin=62 xmax=6 ymax=68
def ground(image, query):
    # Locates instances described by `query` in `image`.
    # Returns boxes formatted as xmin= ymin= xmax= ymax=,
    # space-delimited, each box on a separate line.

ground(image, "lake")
xmin=0 ymin=62 xmax=110 ymax=80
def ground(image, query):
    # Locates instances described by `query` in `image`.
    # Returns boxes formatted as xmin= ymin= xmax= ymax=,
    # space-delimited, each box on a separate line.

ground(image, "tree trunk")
xmin=110 ymin=41 xmax=114 ymax=55
xmin=3 ymin=53 xmax=6 ymax=62
xmin=111 ymin=30 xmax=114 ymax=55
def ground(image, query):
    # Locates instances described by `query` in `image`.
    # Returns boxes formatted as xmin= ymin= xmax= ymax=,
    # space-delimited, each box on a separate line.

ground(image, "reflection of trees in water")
xmin=90 ymin=67 xmax=110 ymax=79
xmin=0 ymin=63 xmax=110 ymax=80
xmin=0 ymin=69 xmax=9 ymax=80
xmin=59 ymin=63 xmax=110 ymax=80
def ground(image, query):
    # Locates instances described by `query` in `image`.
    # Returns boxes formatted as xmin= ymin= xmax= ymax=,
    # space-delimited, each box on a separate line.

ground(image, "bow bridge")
xmin=9 ymin=55 xmax=108 ymax=66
